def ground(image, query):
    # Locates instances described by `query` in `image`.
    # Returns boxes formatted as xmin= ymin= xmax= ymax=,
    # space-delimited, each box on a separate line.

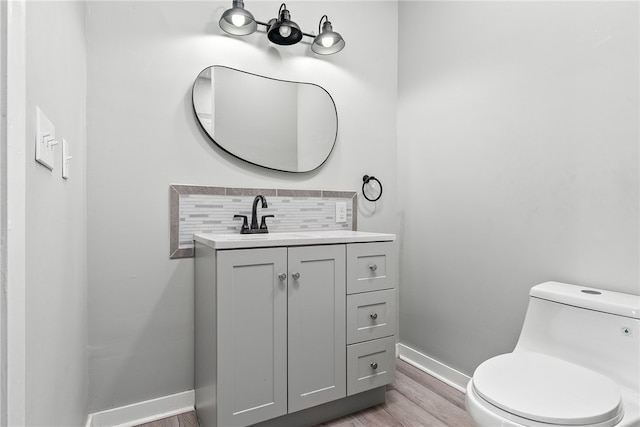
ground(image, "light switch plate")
xmin=62 ymin=139 xmax=70 ymax=179
xmin=336 ymin=202 xmax=347 ymax=223
xmin=35 ymin=106 xmax=56 ymax=170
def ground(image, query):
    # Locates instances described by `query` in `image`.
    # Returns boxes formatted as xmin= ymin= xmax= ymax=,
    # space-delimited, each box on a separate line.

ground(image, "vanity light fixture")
xmin=219 ymin=1 xmax=345 ymax=55
xmin=219 ymin=0 xmax=257 ymax=36
xmin=267 ymin=3 xmax=303 ymax=46
xmin=311 ymin=15 xmax=345 ymax=55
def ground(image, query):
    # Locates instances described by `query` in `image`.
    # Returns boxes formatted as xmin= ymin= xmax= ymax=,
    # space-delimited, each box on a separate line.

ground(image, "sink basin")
xmin=234 ymin=235 xmax=272 ymax=240
xmin=219 ymin=232 xmax=314 ymax=241
xmin=194 ymin=230 xmax=396 ymax=250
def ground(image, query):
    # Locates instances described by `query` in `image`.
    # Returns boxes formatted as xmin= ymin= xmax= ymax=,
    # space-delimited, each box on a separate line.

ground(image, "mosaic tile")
xmin=170 ymin=185 xmax=357 ymax=258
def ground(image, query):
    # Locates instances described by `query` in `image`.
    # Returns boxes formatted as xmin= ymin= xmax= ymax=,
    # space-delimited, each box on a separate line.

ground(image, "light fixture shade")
xmin=267 ymin=5 xmax=303 ymax=45
xmin=219 ymin=0 xmax=257 ymax=36
xmin=267 ymin=21 xmax=303 ymax=45
xmin=311 ymin=20 xmax=345 ymax=55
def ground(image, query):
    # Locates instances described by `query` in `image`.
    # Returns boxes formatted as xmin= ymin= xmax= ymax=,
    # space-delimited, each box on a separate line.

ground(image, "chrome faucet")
xmin=234 ymin=195 xmax=273 ymax=234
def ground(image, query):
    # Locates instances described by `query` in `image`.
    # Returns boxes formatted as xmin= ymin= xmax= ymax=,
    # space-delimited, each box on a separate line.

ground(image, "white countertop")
xmin=194 ymin=230 xmax=395 ymax=250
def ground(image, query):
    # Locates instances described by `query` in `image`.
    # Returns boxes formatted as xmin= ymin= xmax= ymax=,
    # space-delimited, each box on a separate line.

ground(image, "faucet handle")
xmin=260 ymin=215 xmax=275 ymax=230
xmin=233 ymin=215 xmax=249 ymax=233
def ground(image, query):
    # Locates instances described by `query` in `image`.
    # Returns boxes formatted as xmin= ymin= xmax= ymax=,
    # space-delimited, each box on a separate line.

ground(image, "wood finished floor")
xmin=136 ymin=359 xmax=474 ymax=427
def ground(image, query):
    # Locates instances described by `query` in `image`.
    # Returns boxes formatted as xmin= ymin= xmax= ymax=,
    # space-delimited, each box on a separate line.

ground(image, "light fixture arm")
xmin=255 ymin=22 xmax=314 ymax=38
xmin=255 ymin=18 xmax=314 ymax=39
xmin=318 ymin=15 xmax=328 ymax=34
xmin=256 ymin=21 xmax=314 ymax=38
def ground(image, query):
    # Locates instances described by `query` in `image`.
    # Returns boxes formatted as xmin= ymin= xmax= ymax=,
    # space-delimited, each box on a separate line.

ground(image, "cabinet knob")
xmin=278 ymin=273 xmax=287 ymax=281
xmin=291 ymin=272 xmax=301 ymax=280
xmin=370 ymin=313 xmax=378 ymax=320
xmin=369 ymin=264 xmax=378 ymax=272
xmin=370 ymin=362 xmax=378 ymax=370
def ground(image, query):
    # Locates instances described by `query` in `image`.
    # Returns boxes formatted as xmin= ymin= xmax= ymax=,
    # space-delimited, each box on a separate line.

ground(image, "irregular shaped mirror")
xmin=192 ymin=66 xmax=338 ymax=173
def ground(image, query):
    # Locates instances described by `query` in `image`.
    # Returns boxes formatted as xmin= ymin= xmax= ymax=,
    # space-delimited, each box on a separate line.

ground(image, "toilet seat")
xmin=472 ymin=352 xmax=623 ymax=426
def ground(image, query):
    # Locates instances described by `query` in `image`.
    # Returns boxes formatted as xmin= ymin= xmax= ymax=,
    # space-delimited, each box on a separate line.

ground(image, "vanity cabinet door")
xmin=217 ymin=248 xmax=288 ymax=426
xmin=288 ymin=245 xmax=347 ymax=413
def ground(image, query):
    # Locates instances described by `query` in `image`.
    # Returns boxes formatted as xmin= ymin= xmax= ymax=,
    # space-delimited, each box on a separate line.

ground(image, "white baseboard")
xmin=397 ymin=343 xmax=471 ymax=393
xmin=86 ymin=390 xmax=195 ymax=427
xmin=83 ymin=346 xmax=466 ymax=426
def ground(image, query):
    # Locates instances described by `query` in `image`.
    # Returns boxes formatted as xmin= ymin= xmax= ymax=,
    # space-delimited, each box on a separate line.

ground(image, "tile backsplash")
xmin=170 ymin=185 xmax=357 ymax=258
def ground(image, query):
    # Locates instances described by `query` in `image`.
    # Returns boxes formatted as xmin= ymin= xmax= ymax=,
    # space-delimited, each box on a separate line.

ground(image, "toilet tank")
xmin=514 ymin=282 xmax=640 ymax=393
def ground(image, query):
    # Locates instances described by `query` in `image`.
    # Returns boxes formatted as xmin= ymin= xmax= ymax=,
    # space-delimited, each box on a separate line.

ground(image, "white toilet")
xmin=465 ymin=281 xmax=640 ymax=427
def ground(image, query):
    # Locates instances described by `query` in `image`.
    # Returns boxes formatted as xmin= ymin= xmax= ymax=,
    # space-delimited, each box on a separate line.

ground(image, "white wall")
xmin=0 ymin=1 xmax=8 ymax=424
xmin=17 ymin=0 xmax=639 ymax=419
xmin=24 ymin=1 xmax=88 ymax=425
xmin=86 ymin=1 xmax=398 ymax=412
xmin=397 ymin=1 xmax=639 ymax=375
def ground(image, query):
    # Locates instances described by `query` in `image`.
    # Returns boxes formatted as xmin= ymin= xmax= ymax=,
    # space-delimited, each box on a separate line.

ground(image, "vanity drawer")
xmin=347 ymin=289 xmax=396 ymax=344
xmin=346 ymin=336 xmax=396 ymax=396
xmin=347 ymin=242 xmax=395 ymax=294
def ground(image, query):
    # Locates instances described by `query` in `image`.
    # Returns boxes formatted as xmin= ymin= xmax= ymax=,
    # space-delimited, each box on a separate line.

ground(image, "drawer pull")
xmin=369 ymin=264 xmax=378 ymax=272
xmin=278 ymin=273 xmax=287 ymax=281
xmin=370 ymin=313 xmax=378 ymax=320
xmin=370 ymin=362 xmax=378 ymax=370
xmin=292 ymin=272 xmax=301 ymax=280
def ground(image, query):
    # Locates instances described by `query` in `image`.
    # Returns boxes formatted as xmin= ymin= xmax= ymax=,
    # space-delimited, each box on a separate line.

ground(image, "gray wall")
xmin=397 ymin=1 xmax=639 ymax=375
xmin=86 ymin=1 xmax=398 ymax=412
xmin=24 ymin=0 xmax=636 ymax=417
xmin=25 ymin=1 xmax=88 ymax=425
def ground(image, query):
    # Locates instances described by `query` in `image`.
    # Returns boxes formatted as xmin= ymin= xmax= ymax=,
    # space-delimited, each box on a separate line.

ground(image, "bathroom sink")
xmin=235 ymin=233 xmax=312 ymax=239
xmin=194 ymin=230 xmax=396 ymax=250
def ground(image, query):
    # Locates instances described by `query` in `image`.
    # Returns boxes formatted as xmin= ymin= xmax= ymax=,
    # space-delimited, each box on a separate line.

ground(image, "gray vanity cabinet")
xmin=216 ymin=247 xmax=288 ymax=427
xmin=345 ymin=242 xmax=397 ymax=396
xmin=287 ymin=245 xmax=346 ymax=413
xmin=195 ymin=232 xmax=396 ymax=427
xmin=195 ymin=243 xmax=347 ymax=427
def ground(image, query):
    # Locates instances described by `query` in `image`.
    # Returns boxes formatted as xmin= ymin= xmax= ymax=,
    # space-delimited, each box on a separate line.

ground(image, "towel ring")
xmin=362 ymin=175 xmax=383 ymax=202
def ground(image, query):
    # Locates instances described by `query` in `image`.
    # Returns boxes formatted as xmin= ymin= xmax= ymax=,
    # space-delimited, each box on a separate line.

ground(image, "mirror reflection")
xmin=192 ymin=66 xmax=338 ymax=173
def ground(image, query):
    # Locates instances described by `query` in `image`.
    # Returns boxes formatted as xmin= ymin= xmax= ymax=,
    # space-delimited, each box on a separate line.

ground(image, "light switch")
xmin=336 ymin=202 xmax=347 ymax=223
xmin=35 ymin=106 xmax=57 ymax=170
xmin=62 ymin=139 xmax=72 ymax=179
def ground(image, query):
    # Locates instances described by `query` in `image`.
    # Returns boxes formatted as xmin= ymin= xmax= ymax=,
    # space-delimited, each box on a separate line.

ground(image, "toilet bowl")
xmin=465 ymin=282 xmax=640 ymax=427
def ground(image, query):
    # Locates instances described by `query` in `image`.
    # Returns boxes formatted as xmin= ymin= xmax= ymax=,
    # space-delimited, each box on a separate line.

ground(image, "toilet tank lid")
xmin=531 ymin=282 xmax=640 ymax=319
